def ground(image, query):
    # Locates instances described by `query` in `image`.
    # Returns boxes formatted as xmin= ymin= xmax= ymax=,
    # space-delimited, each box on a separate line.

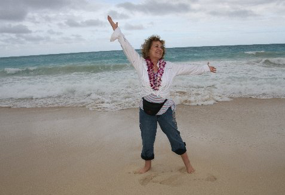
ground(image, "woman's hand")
xmin=207 ymin=62 xmax=216 ymax=73
xmin=107 ymin=15 xmax=118 ymax=31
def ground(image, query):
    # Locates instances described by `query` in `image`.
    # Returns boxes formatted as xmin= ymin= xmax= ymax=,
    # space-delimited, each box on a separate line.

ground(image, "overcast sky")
xmin=0 ymin=0 xmax=285 ymax=57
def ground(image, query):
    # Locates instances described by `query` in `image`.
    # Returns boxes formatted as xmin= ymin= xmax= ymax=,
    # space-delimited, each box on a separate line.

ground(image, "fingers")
xmin=107 ymin=15 xmax=113 ymax=22
xmin=210 ymin=66 xmax=217 ymax=73
xmin=107 ymin=15 xmax=117 ymax=31
xmin=107 ymin=16 xmax=113 ymax=25
xmin=207 ymin=62 xmax=216 ymax=73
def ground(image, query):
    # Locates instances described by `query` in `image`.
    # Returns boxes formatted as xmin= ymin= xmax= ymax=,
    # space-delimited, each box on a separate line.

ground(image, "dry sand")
xmin=0 ymin=98 xmax=285 ymax=195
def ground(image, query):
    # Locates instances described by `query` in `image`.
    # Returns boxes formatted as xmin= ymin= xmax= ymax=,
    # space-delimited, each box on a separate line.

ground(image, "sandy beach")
xmin=0 ymin=98 xmax=285 ymax=195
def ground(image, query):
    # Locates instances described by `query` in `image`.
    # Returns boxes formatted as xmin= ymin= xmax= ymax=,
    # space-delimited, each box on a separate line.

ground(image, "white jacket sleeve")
xmin=110 ymin=28 xmax=144 ymax=73
xmin=172 ymin=63 xmax=210 ymax=76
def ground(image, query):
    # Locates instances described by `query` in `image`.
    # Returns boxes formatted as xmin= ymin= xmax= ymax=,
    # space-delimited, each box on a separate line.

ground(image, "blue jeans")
xmin=139 ymin=107 xmax=187 ymax=160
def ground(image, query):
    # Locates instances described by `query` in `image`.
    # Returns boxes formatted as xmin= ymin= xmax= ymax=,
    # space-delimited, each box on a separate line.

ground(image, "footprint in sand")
xmin=179 ymin=167 xmax=217 ymax=182
xmin=138 ymin=167 xmax=217 ymax=187
xmin=139 ymin=173 xmax=158 ymax=186
xmin=205 ymin=174 xmax=217 ymax=182
xmin=139 ymin=172 xmax=182 ymax=187
xmin=178 ymin=167 xmax=187 ymax=173
xmin=154 ymin=174 xmax=182 ymax=186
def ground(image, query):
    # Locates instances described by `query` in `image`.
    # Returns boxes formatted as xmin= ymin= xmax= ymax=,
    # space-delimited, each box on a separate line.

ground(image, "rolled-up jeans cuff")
xmin=141 ymin=154 xmax=154 ymax=160
xmin=173 ymin=142 xmax=187 ymax=155
xmin=174 ymin=148 xmax=187 ymax=155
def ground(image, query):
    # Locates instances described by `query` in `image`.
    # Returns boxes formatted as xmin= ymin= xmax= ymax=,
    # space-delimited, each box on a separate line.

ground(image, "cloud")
xmin=21 ymin=0 xmax=71 ymax=9
xmin=0 ymin=0 xmax=83 ymax=21
xmin=0 ymin=0 xmax=80 ymax=10
xmin=108 ymin=10 xmax=130 ymax=19
xmin=47 ymin=30 xmax=63 ymax=36
xmin=117 ymin=0 xmax=191 ymax=15
xmin=0 ymin=33 xmax=50 ymax=45
xmin=0 ymin=7 xmax=27 ymax=21
xmin=201 ymin=0 xmax=285 ymax=17
xmin=115 ymin=0 xmax=284 ymax=20
xmin=65 ymin=19 xmax=105 ymax=28
xmin=124 ymin=23 xmax=145 ymax=30
xmin=219 ymin=0 xmax=283 ymax=6
xmin=0 ymin=24 xmax=32 ymax=34
xmin=0 ymin=35 xmax=26 ymax=45
xmin=18 ymin=34 xmax=50 ymax=42
xmin=209 ymin=9 xmax=257 ymax=18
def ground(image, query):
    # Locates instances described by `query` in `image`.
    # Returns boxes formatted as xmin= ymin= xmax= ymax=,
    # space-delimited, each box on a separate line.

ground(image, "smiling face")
xmin=149 ymin=41 xmax=165 ymax=61
xmin=141 ymin=35 xmax=165 ymax=60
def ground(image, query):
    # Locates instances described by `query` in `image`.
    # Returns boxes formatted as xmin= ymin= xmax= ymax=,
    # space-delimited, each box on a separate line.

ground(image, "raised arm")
xmin=107 ymin=16 xmax=144 ymax=73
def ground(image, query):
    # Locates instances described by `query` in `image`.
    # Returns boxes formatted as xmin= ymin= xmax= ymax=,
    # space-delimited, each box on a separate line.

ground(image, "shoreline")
xmin=1 ymin=97 xmax=284 ymax=110
xmin=1 ymin=98 xmax=285 ymax=195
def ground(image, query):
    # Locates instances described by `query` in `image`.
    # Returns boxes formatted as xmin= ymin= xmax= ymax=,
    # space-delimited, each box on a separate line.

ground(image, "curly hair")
xmin=141 ymin=35 xmax=165 ymax=59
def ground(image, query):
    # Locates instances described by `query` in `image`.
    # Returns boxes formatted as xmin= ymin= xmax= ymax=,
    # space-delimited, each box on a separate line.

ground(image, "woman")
xmin=107 ymin=16 xmax=216 ymax=174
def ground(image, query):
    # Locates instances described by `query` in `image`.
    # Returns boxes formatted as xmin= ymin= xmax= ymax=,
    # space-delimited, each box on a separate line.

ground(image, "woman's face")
xmin=149 ymin=41 xmax=164 ymax=60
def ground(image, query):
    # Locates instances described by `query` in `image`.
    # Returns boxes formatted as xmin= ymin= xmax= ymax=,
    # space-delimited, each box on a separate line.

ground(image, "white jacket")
xmin=110 ymin=28 xmax=210 ymax=99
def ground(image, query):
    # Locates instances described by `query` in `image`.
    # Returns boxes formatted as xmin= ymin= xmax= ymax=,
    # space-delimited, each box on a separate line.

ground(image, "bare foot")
xmin=137 ymin=166 xmax=151 ymax=174
xmin=186 ymin=164 xmax=195 ymax=174
xmin=136 ymin=160 xmax=151 ymax=174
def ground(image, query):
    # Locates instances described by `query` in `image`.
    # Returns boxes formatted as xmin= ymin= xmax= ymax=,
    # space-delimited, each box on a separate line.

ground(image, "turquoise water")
xmin=0 ymin=44 xmax=285 ymax=110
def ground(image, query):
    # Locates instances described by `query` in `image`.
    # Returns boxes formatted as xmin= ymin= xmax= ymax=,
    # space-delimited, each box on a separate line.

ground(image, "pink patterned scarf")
xmin=145 ymin=58 xmax=166 ymax=91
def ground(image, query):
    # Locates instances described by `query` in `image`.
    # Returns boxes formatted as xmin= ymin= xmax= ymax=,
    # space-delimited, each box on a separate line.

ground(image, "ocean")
xmin=0 ymin=44 xmax=285 ymax=111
